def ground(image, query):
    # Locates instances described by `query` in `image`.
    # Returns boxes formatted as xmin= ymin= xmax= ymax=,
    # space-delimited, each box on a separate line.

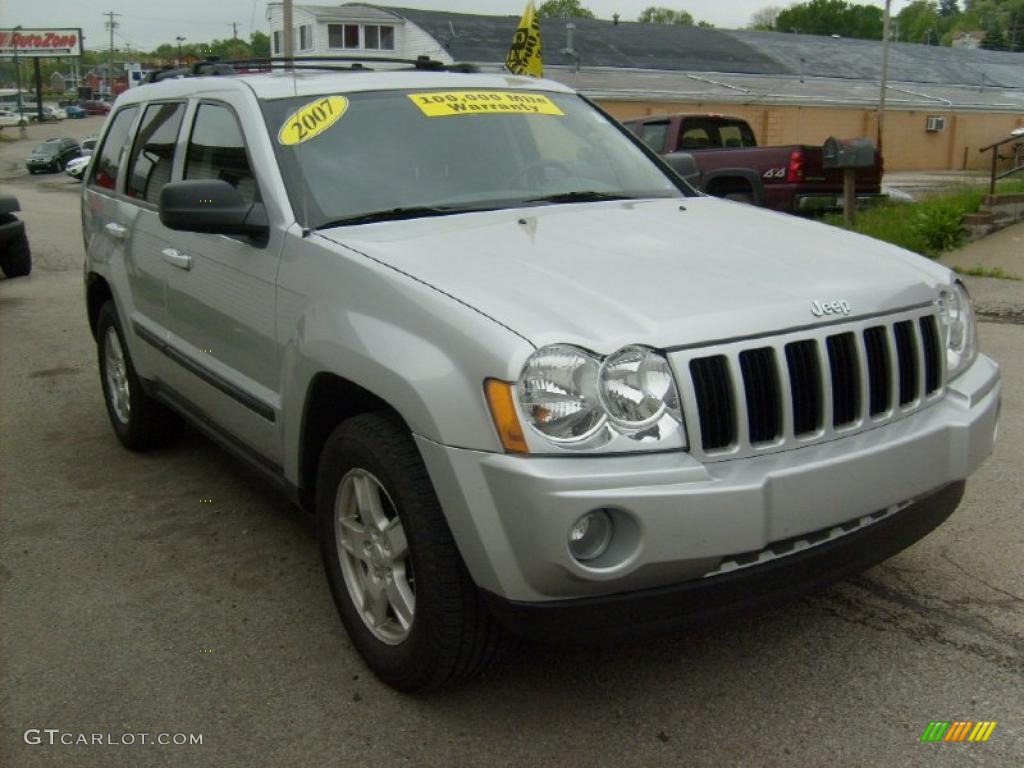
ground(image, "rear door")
xmin=161 ymin=98 xmax=282 ymax=465
xmin=83 ymin=103 xmax=170 ymax=382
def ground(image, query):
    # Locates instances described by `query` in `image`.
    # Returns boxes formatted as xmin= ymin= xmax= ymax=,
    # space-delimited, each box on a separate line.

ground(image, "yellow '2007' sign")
xmin=407 ymin=91 xmax=564 ymax=117
xmin=278 ymin=96 xmax=349 ymax=146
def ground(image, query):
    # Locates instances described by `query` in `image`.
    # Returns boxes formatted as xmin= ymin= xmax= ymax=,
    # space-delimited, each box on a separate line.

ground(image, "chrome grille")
xmin=672 ymin=307 xmax=946 ymax=460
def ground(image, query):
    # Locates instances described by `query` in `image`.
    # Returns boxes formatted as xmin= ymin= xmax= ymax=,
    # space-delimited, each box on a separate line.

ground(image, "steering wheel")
xmin=503 ymin=158 xmax=574 ymax=189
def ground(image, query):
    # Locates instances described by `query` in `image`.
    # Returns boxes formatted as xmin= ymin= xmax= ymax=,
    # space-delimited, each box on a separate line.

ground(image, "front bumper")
xmin=416 ymin=353 xmax=1000 ymax=609
xmin=795 ymin=192 xmax=888 ymax=213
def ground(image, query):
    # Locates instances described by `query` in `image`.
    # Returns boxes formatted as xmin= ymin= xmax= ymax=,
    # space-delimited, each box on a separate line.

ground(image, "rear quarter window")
xmin=88 ymin=106 xmax=139 ymax=191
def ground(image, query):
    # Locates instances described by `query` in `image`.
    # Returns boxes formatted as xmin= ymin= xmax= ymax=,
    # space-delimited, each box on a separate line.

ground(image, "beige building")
xmin=271 ymin=5 xmax=1024 ymax=172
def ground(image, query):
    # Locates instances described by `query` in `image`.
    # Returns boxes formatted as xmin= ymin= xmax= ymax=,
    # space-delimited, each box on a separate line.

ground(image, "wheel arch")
xmin=703 ymin=169 xmax=765 ymax=205
xmin=86 ymin=272 xmax=114 ymax=341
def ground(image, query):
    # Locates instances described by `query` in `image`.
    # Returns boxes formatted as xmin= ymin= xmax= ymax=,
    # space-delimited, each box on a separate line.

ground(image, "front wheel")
xmin=317 ymin=413 xmax=505 ymax=691
xmin=96 ymin=301 xmax=181 ymax=450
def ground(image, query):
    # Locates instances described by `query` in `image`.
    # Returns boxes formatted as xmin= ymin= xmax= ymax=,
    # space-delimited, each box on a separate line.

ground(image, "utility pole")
xmin=230 ymin=21 xmax=239 ymax=40
xmin=283 ymin=0 xmax=294 ymax=67
xmin=104 ymin=10 xmax=120 ymax=100
xmin=877 ymin=0 xmax=892 ymax=152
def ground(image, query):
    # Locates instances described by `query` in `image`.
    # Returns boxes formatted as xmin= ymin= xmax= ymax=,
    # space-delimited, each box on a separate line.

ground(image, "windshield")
xmin=261 ymin=88 xmax=688 ymax=229
xmin=33 ymin=144 xmax=58 ymax=157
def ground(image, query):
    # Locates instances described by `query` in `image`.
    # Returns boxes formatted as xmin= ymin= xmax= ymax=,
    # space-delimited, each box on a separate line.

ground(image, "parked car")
xmin=80 ymin=136 xmax=99 ymax=155
xmin=66 ymin=154 xmax=91 ymax=180
xmin=0 ymin=193 xmax=31 ymax=277
xmin=42 ymin=105 xmax=67 ymax=120
xmin=76 ymin=99 xmax=112 ymax=116
xmin=65 ymin=105 xmax=87 ymax=119
xmin=622 ymin=113 xmax=885 ymax=214
xmin=83 ymin=64 xmax=999 ymax=691
xmin=26 ymin=137 xmax=80 ymax=174
xmin=0 ymin=109 xmax=28 ymax=129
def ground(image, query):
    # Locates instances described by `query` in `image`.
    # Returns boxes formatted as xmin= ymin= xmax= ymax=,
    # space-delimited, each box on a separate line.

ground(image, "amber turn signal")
xmin=484 ymin=379 xmax=529 ymax=454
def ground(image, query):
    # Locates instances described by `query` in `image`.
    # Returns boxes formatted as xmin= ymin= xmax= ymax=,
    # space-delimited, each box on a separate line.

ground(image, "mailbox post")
xmin=823 ymin=137 xmax=877 ymax=225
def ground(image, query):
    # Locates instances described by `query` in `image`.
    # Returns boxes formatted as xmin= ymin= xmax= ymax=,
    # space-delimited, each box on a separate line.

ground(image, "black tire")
xmin=0 ymin=229 xmax=31 ymax=278
xmin=96 ymin=301 xmax=181 ymax=451
xmin=317 ymin=413 xmax=504 ymax=692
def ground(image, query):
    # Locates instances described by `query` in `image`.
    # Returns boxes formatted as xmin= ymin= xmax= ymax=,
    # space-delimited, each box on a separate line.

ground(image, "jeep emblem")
xmin=810 ymin=299 xmax=851 ymax=317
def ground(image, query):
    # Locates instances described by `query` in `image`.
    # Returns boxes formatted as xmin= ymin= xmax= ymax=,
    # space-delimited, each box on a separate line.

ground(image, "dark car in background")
xmin=76 ymin=100 xmax=112 ymax=116
xmin=0 ymin=193 xmax=31 ymax=278
xmin=623 ymin=113 xmax=885 ymax=214
xmin=65 ymin=105 xmax=87 ymax=119
xmin=26 ymin=137 xmax=80 ymax=174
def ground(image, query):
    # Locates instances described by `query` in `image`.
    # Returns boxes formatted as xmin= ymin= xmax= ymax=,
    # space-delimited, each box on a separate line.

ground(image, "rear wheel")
xmin=96 ymin=301 xmax=181 ymax=450
xmin=723 ymin=191 xmax=755 ymax=204
xmin=317 ymin=413 xmax=505 ymax=691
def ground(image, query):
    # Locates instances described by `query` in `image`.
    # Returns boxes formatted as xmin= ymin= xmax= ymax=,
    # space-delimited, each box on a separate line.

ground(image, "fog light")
xmin=569 ymin=509 xmax=613 ymax=562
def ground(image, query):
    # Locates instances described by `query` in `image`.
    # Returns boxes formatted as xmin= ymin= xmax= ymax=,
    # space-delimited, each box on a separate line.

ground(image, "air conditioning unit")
xmin=926 ymin=115 xmax=946 ymax=132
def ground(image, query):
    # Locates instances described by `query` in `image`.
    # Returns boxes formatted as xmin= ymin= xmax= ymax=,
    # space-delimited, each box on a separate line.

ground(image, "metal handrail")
xmin=979 ymin=133 xmax=1024 ymax=194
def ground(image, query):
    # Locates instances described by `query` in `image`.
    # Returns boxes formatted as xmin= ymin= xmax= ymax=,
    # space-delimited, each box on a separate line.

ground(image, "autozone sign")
xmin=0 ymin=28 xmax=83 ymax=57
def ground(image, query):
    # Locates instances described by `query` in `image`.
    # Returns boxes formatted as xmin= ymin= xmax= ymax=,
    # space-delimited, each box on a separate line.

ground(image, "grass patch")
xmin=953 ymin=264 xmax=1021 ymax=280
xmin=823 ymin=178 xmax=1024 ymax=259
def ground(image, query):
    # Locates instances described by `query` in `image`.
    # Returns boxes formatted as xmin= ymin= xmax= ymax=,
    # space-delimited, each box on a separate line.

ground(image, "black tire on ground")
xmin=317 ymin=413 xmax=505 ymax=692
xmin=96 ymin=300 xmax=181 ymax=451
xmin=0 ymin=230 xmax=31 ymax=278
xmin=28 ymin=169 xmax=36 ymax=175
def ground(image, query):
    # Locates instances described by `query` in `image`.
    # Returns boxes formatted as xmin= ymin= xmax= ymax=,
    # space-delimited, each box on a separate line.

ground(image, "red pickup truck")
xmin=622 ymin=114 xmax=885 ymax=214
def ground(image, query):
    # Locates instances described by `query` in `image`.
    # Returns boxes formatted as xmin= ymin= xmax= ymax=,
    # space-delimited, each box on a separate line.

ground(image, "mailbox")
xmin=823 ymin=137 xmax=876 ymax=169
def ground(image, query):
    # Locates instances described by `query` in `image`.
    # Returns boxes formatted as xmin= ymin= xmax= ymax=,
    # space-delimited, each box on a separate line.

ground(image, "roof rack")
xmin=142 ymin=55 xmax=478 ymax=84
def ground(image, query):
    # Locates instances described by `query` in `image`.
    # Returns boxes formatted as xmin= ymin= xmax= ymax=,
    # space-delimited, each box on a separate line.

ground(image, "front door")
xmin=161 ymin=100 xmax=282 ymax=466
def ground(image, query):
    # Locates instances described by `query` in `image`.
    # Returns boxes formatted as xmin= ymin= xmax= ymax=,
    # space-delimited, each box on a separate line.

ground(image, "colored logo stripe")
xmin=969 ymin=722 xmax=997 ymax=742
xmin=920 ymin=721 xmax=997 ymax=742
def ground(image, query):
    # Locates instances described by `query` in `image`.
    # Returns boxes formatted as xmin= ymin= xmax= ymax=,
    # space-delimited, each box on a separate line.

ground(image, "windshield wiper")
xmin=314 ymin=204 xmax=493 ymax=229
xmin=522 ymin=191 xmax=641 ymax=205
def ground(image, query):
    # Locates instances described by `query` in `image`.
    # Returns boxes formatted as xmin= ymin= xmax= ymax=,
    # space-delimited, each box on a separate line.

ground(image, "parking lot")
xmin=1 ymin=118 xmax=1022 ymax=767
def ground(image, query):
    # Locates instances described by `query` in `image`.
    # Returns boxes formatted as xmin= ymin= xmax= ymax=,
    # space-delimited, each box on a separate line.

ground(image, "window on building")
xmin=88 ymin=106 xmax=138 ymax=191
xmin=328 ymin=24 xmax=360 ymax=48
xmin=126 ymin=102 xmax=185 ymax=202
xmin=273 ymin=30 xmax=281 ymax=54
xmin=185 ymin=103 xmax=259 ymax=205
xmin=365 ymin=25 xmax=395 ymax=50
xmin=297 ymin=24 xmax=312 ymax=50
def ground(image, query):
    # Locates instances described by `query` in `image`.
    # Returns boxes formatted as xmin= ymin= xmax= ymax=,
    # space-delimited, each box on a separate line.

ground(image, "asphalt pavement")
xmin=1 ymin=120 xmax=1022 ymax=767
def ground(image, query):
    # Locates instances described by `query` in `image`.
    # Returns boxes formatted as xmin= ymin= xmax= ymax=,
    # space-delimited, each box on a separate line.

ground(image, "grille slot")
xmin=919 ymin=315 xmax=942 ymax=394
xmin=826 ymin=332 xmax=861 ymax=427
xmin=689 ymin=355 xmax=736 ymax=450
xmin=785 ymin=340 xmax=823 ymax=436
xmin=893 ymin=320 xmax=919 ymax=405
xmin=739 ymin=348 xmax=782 ymax=443
xmin=862 ymin=326 xmax=891 ymax=416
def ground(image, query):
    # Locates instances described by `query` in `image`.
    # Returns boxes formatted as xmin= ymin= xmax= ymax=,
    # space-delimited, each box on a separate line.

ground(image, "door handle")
xmin=104 ymin=222 xmax=127 ymax=240
xmin=161 ymin=247 xmax=192 ymax=270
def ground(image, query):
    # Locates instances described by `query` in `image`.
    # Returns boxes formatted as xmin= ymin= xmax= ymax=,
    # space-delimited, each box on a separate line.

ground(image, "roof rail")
xmin=142 ymin=55 xmax=478 ymax=84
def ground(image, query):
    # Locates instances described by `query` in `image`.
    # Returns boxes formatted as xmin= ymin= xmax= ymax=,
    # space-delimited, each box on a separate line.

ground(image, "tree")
xmin=637 ymin=6 xmax=694 ymax=25
xmin=938 ymin=0 xmax=959 ymax=17
xmin=774 ymin=0 xmax=883 ymax=39
xmin=749 ymin=6 xmax=783 ymax=30
xmin=537 ymin=0 xmax=595 ymax=19
xmin=979 ymin=21 xmax=1005 ymax=49
xmin=250 ymin=31 xmax=271 ymax=58
xmin=896 ymin=1 xmax=942 ymax=43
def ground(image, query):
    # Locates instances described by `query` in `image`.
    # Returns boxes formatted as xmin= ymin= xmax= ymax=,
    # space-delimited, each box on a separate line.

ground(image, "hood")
xmin=318 ymin=197 xmax=952 ymax=352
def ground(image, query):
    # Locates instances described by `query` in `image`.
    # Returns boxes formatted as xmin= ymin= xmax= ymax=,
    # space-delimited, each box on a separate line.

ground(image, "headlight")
xmin=516 ymin=344 xmax=605 ymax=443
xmin=599 ymin=345 xmax=682 ymax=430
xmin=939 ymin=281 xmax=977 ymax=381
xmin=512 ymin=344 xmax=686 ymax=452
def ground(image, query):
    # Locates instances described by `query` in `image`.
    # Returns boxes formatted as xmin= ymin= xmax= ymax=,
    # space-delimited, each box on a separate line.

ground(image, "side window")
xmin=640 ymin=121 xmax=669 ymax=152
xmin=184 ymin=103 xmax=259 ymax=204
xmin=126 ymin=102 xmax=185 ymax=203
xmin=89 ymin=106 xmax=138 ymax=191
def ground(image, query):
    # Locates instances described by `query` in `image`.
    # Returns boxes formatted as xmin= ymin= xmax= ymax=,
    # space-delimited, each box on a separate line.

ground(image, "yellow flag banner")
xmin=506 ymin=2 xmax=543 ymax=77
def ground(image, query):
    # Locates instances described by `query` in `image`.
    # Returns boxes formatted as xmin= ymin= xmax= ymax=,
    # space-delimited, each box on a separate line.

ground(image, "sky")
xmin=1 ymin=1 xmax=918 ymax=53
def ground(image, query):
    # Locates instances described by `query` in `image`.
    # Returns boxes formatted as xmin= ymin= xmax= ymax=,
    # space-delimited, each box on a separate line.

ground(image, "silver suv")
xmin=82 ymin=61 xmax=1001 ymax=691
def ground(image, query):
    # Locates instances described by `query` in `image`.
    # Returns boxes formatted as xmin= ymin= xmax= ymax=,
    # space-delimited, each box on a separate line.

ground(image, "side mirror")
xmin=159 ymin=179 xmax=268 ymax=237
